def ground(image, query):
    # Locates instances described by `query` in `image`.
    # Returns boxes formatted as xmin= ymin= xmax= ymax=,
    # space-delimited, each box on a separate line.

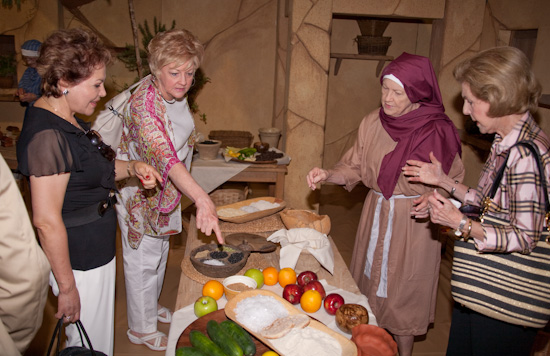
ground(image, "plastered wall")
xmin=2 ymin=0 xmax=550 ymax=209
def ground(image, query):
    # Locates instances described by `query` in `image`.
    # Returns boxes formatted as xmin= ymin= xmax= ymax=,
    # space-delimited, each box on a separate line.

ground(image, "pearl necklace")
xmin=163 ymin=97 xmax=176 ymax=104
xmin=44 ymin=98 xmax=82 ymax=130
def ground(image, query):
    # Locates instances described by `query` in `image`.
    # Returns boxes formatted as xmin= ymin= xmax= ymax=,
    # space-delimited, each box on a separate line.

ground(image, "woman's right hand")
xmin=194 ymin=196 xmax=224 ymax=244
xmin=306 ymin=167 xmax=329 ymax=190
xmin=56 ymin=284 xmax=81 ymax=324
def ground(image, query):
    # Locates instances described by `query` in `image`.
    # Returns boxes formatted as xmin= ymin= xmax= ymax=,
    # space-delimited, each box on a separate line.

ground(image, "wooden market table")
xmin=225 ymin=163 xmax=287 ymax=199
xmin=174 ymin=215 xmax=362 ymax=311
xmin=167 ymin=214 xmax=375 ymax=355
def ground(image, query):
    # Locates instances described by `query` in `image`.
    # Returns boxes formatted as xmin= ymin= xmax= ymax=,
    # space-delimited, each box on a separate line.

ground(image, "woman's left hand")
xmin=133 ymin=162 xmax=163 ymax=189
xmin=427 ymin=190 xmax=463 ymax=229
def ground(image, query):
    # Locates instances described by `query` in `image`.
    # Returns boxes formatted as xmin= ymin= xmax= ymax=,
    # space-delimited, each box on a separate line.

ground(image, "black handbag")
xmin=47 ymin=317 xmax=108 ymax=356
xmin=451 ymin=141 xmax=550 ymax=328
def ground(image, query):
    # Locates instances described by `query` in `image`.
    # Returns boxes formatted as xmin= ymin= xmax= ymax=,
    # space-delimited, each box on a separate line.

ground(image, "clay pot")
xmin=196 ymin=140 xmax=222 ymax=160
xmin=351 ymin=324 xmax=398 ymax=356
xmin=335 ymin=303 xmax=369 ymax=334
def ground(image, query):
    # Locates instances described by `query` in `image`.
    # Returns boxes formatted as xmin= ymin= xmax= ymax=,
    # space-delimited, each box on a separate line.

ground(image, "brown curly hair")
xmin=36 ymin=28 xmax=112 ymax=98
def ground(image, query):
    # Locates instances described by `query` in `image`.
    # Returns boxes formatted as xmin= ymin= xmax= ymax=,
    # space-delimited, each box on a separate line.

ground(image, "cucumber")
xmin=175 ymin=346 xmax=209 ymax=356
xmin=189 ymin=330 xmax=228 ymax=356
xmin=206 ymin=320 xmax=244 ymax=356
xmin=220 ymin=320 xmax=256 ymax=356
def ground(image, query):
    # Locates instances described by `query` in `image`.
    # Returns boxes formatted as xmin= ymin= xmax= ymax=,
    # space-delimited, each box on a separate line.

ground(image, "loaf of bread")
xmin=260 ymin=314 xmax=310 ymax=339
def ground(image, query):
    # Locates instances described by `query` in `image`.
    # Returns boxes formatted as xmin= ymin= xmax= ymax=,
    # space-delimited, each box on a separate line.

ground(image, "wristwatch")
xmin=455 ymin=215 xmax=468 ymax=237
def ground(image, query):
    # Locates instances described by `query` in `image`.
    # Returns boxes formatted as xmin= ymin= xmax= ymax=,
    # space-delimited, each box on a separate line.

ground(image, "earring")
xmin=62 ymin=89 xmax=69 ymax=95
xmin=191 ymin=77 xmax=196 ymax=88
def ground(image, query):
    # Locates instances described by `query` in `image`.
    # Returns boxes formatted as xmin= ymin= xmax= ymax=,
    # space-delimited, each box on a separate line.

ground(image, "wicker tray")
xmin=210 ymin=187 xmax=249 ymax=207
xmin=216 ymin=197 xmax=286 ymax=224
xmin=209 ymin=130 xmax=254 ymax=148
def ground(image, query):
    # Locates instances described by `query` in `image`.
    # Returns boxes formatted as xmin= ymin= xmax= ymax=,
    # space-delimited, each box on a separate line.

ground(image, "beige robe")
xmin=327 ymin=110 xmax=465 ymax=335
xmin=0 ymin=154 xmax=50 ymax=355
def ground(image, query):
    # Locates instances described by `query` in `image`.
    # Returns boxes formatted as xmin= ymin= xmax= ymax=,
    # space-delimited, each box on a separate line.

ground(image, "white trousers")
xmin=49 ymin=257 xmax=116 ymax=356
xmin=118 ymin=216 xmax=170 ymax=333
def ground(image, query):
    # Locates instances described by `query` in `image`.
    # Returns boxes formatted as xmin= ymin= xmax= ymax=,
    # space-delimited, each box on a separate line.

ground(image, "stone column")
xmin=284 ymin=0 xmax=332 ymax=210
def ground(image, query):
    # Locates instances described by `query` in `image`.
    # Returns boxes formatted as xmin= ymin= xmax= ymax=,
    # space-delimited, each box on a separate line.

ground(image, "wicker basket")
xmin=356 ymin=19 xmax=390 ymax=37
xmin=209 ymin=130 xmax=254 ymax=148
xmin=209 ymin=187 xmax=249 ymax=207
xmin=356 ymin=35 xmax=392 ymax=55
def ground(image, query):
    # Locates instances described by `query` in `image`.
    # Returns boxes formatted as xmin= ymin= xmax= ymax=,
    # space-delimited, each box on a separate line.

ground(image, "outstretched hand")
xmin=195 ymin=196 xmax=224 ymax=244
xmin=306 ymin=167 xmax=329 ymax=190
xmin=403 ymin=152 xmax=445 ymax=187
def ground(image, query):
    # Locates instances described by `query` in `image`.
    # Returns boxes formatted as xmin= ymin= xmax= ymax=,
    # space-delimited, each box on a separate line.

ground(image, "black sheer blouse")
xmin=17 ymin=106 xmax=116 ymax=270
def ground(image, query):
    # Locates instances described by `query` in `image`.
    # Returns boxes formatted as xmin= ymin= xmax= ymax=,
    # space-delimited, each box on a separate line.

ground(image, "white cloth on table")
xmin=165 ymin=281 xmax=377 ymax=356
xmin=267 ymin=228 xmax=335 ymax=274
xmin=190 ymin=155 xmax=250 ymax=194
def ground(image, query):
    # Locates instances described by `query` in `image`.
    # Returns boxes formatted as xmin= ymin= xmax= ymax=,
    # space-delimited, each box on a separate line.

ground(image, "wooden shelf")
xmin=330 ymin=53 xmax=393 ymax=76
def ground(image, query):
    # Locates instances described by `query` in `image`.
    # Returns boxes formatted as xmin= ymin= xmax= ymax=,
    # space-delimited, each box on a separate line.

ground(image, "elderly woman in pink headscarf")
xmin=306 ymin=52 xmax=464 ymax=356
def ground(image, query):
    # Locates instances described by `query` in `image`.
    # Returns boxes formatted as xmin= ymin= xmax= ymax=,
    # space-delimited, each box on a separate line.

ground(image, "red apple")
xmin=303 ymin=280 xmax=326 ymax=299
xmin=297 ymin=270 xmax=318 ymax=287
xmin=324 ymin=293 xmax=345 ymax=315
xmin=282 ymin=284 xmax=304 ymax=304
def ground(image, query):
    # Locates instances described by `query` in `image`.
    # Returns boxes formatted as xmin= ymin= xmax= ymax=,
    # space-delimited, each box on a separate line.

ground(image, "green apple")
xmin=244 ymin=268 xmax=264 ymax=288
xmin=194 ymin=296 xmax=218 ymax=318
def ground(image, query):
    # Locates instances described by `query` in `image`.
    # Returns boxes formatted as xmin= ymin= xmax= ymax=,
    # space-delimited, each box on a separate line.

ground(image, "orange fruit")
xmin=278 ymin=267 xmax=297 ymax=288
xmin=262 ymin=267 xmax=279 ymax=286
xmin=300 ymin=289 xmax=322 ymax=313
xmin=202 ymin=280 xmax=224 ymax=300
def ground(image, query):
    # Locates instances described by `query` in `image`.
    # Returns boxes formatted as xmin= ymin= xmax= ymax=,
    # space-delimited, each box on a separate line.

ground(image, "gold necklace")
xmin=43 ymin=98 xmax=82 ymax=130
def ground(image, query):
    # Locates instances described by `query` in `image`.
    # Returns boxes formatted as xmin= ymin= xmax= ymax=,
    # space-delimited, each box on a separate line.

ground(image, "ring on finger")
xmin=417 ymin=172 xmax=420 ymax=177
xmin=65 ymin=315 xmax=71 ymax=321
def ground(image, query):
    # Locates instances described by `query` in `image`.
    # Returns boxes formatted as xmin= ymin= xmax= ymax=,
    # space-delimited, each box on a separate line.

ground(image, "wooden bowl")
xmin=280 ymin=209 xmax=331 ymax=235
xmin=190 ymin=244 xmax=250 ymax=278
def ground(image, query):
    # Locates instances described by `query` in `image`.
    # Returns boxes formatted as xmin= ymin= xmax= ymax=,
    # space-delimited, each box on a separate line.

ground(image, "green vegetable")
xmin=238 ymin=148 xmax=257 ymax=157
xmin=189 ymin=330 xmax=228 ymax=356
xmin=176 ymin=346 xmax=209 ymax=356
xmin=220 ymin=320 xmax=256 ymax=356
xmin=207 ymin=320 xmax=244 ymax=356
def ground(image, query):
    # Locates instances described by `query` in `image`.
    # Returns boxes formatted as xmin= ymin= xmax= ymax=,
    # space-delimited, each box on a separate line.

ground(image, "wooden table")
xmin=226 ymin=163 xmax=287 ymax=199
xmin=190 ymin=156 xmax=289 ymax=200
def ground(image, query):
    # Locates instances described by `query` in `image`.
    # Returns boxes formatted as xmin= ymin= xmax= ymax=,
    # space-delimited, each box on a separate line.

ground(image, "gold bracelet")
xmin=127 ymin=161 xmax=134 ymax=177
xmin=463 ymin=219 xmax=472 ymax=241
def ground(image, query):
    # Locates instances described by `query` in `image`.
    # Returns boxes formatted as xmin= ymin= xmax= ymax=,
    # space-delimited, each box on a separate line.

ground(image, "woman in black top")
xmin=16 ymin=28 xmax=161 ymax=355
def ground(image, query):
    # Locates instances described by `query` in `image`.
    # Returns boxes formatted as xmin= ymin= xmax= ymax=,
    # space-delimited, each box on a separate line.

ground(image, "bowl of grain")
xmin=223 ymin=275 xmax=257 ymax=301
xmin=190 ymin=244 xmax=250 ymax=278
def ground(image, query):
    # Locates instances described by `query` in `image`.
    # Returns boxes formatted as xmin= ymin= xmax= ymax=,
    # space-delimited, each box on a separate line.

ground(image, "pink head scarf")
xmin=377 ymin=52 xmax=461 ymax=199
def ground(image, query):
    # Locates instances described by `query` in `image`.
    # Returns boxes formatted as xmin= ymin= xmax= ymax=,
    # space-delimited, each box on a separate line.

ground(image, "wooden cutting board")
xmin=175 ymin=309 xmax=272 ymax=354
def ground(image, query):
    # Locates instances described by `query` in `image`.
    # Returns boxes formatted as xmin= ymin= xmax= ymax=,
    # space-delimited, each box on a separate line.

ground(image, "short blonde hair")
xmin=453 ymin=47 xmax=541 ymax=117
xmin=147 ymin=29 xmax=204 ymax=77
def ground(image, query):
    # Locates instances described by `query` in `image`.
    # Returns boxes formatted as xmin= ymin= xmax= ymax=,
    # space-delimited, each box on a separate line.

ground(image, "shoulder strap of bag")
xmin=487 ymin=140 xmax=550 ymax=234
